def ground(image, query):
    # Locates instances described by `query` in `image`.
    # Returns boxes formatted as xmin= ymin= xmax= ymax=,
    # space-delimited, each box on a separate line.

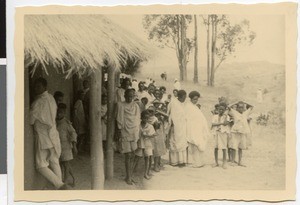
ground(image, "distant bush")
xmin=256 ymin=113 xmax=269 ymax=126
xmin=256 ymin=109 xmax=285 ymax=127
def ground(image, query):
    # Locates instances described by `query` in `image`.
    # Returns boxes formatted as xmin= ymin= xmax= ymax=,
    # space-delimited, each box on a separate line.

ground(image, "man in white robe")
xmin=30 ymin=78 xmax=66 ymax=189
xmin=185 ymin=91 xmax=210 ymax=168
xmin=168 ymin=90 xmax=188 ymax=167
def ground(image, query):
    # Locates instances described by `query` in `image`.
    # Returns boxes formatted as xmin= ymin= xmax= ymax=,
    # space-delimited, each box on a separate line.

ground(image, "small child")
xmin=151 ymin=103 xmax=168 ymax=172
xmin=140 ymin=97 xmax=149 ymax=111
xmin=101 ymin=94 xmax=108 ymax=153
xmin=73 ymin=90 xmax=87 ymax=154
xmin=228 ymin=101 xmax=253 ymax=167
xmin=211 ymin=104 xmax=220 ymax=115
xmin=56 ymin=103 xmax=78 ymax=186
xmin=211 ymin=103 xmax=231 ymax=169
xmin=132 ymin=110 xmax=157 ymax=179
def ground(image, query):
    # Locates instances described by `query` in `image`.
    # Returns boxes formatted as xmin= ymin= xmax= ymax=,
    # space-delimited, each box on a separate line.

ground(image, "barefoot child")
xmin=132 ymin=110 xmax=157 ymax=179
xmin=211 ymin=103 xmax=231 ymax=169
xmin=152 ymin=101 xmax=168 ymax=172
xmin=116 ymin=89 xmax=140 ymax=185
xmin=228 ymin=101 xmax=254 ymax=167
xmin=56 ymin=103 xmax=78 ymax=186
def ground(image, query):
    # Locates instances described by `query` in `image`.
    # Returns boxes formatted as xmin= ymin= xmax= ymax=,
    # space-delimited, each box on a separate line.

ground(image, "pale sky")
xmin=107 ymin=15 xmax=285 ymax=70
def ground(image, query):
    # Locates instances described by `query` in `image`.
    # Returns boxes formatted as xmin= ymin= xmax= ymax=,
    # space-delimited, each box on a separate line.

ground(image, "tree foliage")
xmin=202 ymin=15 xmax=256 ymax=86
xmin=120 ymin=57 xmax=142 ymax=76
xmin=215 ymin=17 xmax=256 ymax=71
xmin=143 ymin=15 xmax=194 ymax=81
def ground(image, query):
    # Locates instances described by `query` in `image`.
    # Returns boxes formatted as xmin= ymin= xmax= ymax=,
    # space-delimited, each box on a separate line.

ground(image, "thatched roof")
xmin=24 ymin=15 xmax=155 ymax=78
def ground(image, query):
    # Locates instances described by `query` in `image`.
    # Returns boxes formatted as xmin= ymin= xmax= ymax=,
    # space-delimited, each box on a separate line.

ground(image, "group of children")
xmin=211 ymin=98 xmax=253 ymax=169
xmin=114 ymin=78 xmax=171 ymax=185
xmin=51 ymin=76 xmax=254 ymax=187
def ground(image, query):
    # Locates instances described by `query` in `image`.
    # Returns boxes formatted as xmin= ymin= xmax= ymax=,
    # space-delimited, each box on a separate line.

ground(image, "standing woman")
xmin=185 ymin=91 xmax=210 ymax=168
xmin=167 ymin=90 xmax=188 ymax=167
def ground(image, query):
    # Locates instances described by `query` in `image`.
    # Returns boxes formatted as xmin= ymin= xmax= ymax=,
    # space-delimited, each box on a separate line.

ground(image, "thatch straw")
xmin=24 ymin=15 xmax=155 ymax=78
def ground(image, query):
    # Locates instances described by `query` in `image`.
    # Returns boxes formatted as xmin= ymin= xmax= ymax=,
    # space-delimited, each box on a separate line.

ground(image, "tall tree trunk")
xmin=211 ymin=15 xmax=218 ymax=87
xmin=90 ymin=69 xmax=104 ymax=189
xmin=105 ymin=67 xmax=115 ymax=180
xmin=180 ymin=15 xmax=187 ymax=81
xmin=211 ymin=15 xmax=216 ymax=87
xmin=193 ymin=15 xmax=198 ymax=84
xmin=206 ymin=15 xmax=211 ymax=86
xmin=176 ymin=15 xmax=183 ymax=81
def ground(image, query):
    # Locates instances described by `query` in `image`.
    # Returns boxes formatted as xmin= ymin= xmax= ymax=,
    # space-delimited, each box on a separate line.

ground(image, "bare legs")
xmin=144 ymin=156 xmax=151 ymax=179
xmin=61 ymin=161 xmax=75 ymax=187
xmin=238 ymin=148 xmax=246 ymax=167
xmin=154 ymin=156 xmax=160 ymax=172
xmin=228 ymin=148 xmax=232 ymax=162
xmin=213 ymin=148 xmax=227 ymax=169
xmin=213 ymin=148 xmax=219 ymax=167
xmin=125 ymin=152 xmax=133 ymax=185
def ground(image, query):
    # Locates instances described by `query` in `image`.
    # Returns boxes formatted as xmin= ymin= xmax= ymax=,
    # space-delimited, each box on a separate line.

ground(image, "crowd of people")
xmin=29 ymin=74 xmax=254 ymax=189
xmin=112 ymin=77 xmax=254 ymax=185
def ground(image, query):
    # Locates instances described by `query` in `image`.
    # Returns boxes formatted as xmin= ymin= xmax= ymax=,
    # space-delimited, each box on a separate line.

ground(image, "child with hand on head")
xmin=56 ymin=103 xmax=78 ymax=187
xmin=228 ymin=101 xmax=253 ymax=167
xmin=211 ymin=103 xmax=231 ymax=169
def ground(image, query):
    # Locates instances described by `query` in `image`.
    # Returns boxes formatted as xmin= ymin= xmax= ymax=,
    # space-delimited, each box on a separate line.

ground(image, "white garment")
xmin=185 ymin=101 xmax=209 ymax=151
xmin=115 ymin=88 xmax=125 ymax=102
xmin=137 ymin=90 xmax=152 ymax=101
xmin=173 ymin=81 xmax=181 ymax=90
xmin=168 ymin=98 xmax=188 ymax=152
xmin=30 ymin=91 xmax=61 ymax=156
xmin=132 ymin=81 xmax=138 ymax=92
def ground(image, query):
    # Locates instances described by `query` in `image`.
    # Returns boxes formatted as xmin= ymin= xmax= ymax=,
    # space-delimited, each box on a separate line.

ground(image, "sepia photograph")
xmin=14 ymin=4 xmax=297 ymax=202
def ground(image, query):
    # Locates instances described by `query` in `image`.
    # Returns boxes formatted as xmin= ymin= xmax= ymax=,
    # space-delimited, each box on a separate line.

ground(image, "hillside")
xmin=136 ymin=61 xmax=285 ymax=123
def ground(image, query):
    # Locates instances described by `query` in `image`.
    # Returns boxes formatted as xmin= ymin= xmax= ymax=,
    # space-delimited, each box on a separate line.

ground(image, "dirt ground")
xmin=71 ymin=122 xmax=285 ymax=190
xmin=70 ymin=63 xmax=286 ymax=190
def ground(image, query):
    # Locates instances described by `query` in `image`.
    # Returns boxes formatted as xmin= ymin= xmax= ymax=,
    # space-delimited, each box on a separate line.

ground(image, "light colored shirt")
xmin=173 ymin=81 xmax=181 ymax=90
xmin=138 ymin=123 xmax=156 ymax=149
xmin=229 ymin=108 xmax=252 ymax=134
xmin=115 ymin=88 xmax=126 ymax=102
xmin=30 ymin=91 xmax=61 ymax=155
xmin=211 ymin=114 xmax=231 ymax=134
xmin=116 ymin=101 xmax=140 ymax=142
xmin=56 ymin=117 xmax=77 ymax=151
xmin=132 ymin=81 xmax=138 ymax=92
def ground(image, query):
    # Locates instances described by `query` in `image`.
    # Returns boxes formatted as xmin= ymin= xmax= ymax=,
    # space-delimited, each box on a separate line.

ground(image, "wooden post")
xmin=105 ymin=67 xmax=116 ymax=180
xmin=24 ymin=65 xmax=36 ymax=189
xmin=115 ymin=69 xmax=121 ymax=87
xmin=90 ymin=69 xmax=104 ymax=189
